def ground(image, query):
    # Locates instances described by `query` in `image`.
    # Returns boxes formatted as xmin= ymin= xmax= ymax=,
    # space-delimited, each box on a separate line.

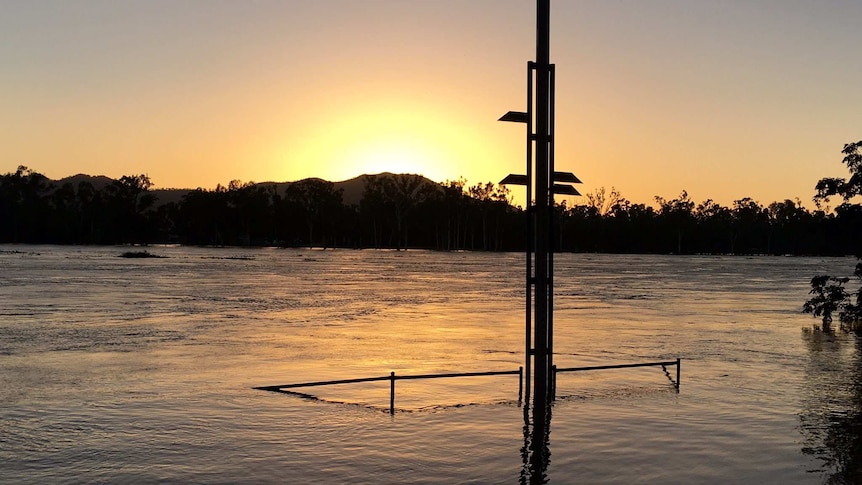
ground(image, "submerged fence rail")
xmin=554 ymin=358 xmax=681 ymax=393
xmin=255 ymin=368 xmax=523 ymax=415
xmin=255 ymin=359 xmax=680 ymax=414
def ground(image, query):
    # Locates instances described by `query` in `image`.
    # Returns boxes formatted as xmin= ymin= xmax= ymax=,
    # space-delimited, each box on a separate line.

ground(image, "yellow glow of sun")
xmin=313 ymin=104 xmax=454 ymax=181
xmin=338 ymin=136 xmax=443 ymax=178
xmin=276 ymin=96 xmax=506 ymax=185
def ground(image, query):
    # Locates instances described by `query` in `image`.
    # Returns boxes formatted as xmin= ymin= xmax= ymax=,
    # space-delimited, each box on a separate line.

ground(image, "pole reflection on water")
xmin=521 ymin=400 xmax=553 ymax=484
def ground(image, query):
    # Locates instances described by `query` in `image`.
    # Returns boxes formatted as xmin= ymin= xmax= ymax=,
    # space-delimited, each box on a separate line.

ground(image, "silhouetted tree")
xmin=490 ymin=184 xmax=515 ymax=251
xmin=441 ymin=178 xmax=468 ymax=250
xmin=384 ymin=174 xmax=433 ymax=250
xmin=767 ymin=199 xmax=807 ymax=255
xmin=49 ymin=182 xmax=78 ymax=243
xmin=468 ymin=182 xmax=498 ymax=250
xmin=805 ymin=141 xmax=862 ymax=329
xmin=815 ymin=142 xmax=862 ymax=204
xmin=585 ymin=186 xmax=623 ymax=216
xmin=607 ymin=199 xmax=659 ymax=253
xmin=177 ymin=186 xmax=230 ymax=245
xmin=103 ymin=174 xmax=155 ymax=243
xmin=75 ymin=181 xmax=102 ymax=243
xmin=655 ymin=190 xmax=695 ymax=254
xmin=224 ymin=180 xmax=276 ymax=246
xmin=731 ymin=197 xmax=768 ymax=254
xmin=0 ymin=166 xmax=54 ymax=242
xmin=360 ymin=175 xmax=389 ymax=248
xmin=284 ymin=178 xmax=343 ymax=248
xmin=695 ymin=199 xmax=732 ymax=253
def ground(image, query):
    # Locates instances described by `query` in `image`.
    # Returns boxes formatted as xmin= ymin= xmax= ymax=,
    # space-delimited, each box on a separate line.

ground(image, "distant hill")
xmin=335 ymin=174 xmax=367 ymax=206
xmin=246 ymin=173 xmax=433 ymax=207
xmin=56 ymin=174 xmax=115 ymax=190
xmin=257 ymin=173 xmax=433 ymax=207
xmin=46 ymin=172 xmax=439 ymax=207
xmin=52 ymin=173 xmax=191 ymax=208
xmin=150 ymin=188 xmax=190 ymax=207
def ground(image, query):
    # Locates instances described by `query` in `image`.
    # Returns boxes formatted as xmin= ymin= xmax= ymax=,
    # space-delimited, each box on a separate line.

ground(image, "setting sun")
xmin=274 ymin=94 xmax=519 ymax=188
xmin=339 ymin=136 xmax=442 ymax=178
xmin=303 ymin=100 xmax=455 ymax=179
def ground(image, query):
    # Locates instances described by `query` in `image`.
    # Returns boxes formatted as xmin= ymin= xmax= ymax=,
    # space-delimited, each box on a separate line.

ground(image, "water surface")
xmin=1 ymin=246 xmax=859 ymax=483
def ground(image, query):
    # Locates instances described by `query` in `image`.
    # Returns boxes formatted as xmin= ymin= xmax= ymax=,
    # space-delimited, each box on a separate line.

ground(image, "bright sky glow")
xmin=1 ymin=0 xmax=860 ymax=206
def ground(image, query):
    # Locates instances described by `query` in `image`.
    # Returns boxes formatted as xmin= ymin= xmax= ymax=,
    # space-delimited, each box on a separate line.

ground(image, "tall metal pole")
xmin=548 ymin=64 xmax=556 ymax=400
xmin=533 ymin=0 xmax=551 ymax=410
xmin=524 ymin=63 xmax=534 ymax=404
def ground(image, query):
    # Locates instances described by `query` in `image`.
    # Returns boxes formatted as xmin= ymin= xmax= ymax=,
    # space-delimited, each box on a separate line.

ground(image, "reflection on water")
xmin=3 ymin=245 xmax=861 ymax=483
xmin=521 ymin=402 xmax=552 ymax=484
xmin=800 ymin=329 xmax=862 ymax=483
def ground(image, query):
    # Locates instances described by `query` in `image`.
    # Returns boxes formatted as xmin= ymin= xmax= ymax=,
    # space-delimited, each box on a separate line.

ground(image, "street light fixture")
xmin=498 ymin=111 xmax=530 ymax=123
xmin=497 ymin=0 xmax=583 ymax=414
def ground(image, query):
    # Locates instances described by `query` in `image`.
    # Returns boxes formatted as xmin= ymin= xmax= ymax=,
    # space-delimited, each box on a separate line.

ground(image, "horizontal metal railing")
xmin=255 ymin=368 xmax=523 ymax=415
xmin=255 ymin=358 xmax=681 ymax=413
xmin=553 ymin=358 xmax=681 ymax=393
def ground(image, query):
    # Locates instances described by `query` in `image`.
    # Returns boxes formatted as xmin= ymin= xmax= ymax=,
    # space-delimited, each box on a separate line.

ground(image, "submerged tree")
xmin=804 ymin=275 xmax=852 ymax=331
xmin=804 ymin=141 xmax=862 ymax=330
xmin=655 ymin=190 xmax=695 ymax=254
xmin=284 ymin=178 xmax=342 ymax=248
xmin=0 ymin=166 xmax=54 ymax=242
xmin=103 ymin=174 xmax=155 ymax=243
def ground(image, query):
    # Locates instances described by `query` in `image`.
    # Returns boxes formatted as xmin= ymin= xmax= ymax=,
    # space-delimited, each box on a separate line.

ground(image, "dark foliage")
xmin=2 ymin=164 xmax=861 ymax=257
xmin=804 ymin=275 xmax=851 ymax=330
xmin=804 ymin=141 xmax=862 ymax=330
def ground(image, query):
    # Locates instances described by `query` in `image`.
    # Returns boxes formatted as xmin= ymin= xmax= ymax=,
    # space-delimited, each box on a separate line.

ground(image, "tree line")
xmin=1 ymin=164 xmax=860 ymax=256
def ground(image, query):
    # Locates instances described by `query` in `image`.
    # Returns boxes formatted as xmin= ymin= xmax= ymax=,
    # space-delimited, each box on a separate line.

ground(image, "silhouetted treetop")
xmin=815 ymin=141 xmax=862 ymax=204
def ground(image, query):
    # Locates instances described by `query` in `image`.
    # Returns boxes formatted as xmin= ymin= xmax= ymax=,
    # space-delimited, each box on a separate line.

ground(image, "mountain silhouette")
xmin=45 ymin=172 xmax=436 ymax=208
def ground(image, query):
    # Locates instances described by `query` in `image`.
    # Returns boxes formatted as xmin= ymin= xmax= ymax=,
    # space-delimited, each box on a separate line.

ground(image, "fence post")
xmin=390 ymin=372 xmax=395 ymax=415
xmin=676 ymin=358 xmax=681 ymax=390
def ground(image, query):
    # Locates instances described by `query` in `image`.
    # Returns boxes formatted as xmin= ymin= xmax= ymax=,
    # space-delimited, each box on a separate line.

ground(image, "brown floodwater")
xmin=1 ymin=245 xmax=859 ymax=483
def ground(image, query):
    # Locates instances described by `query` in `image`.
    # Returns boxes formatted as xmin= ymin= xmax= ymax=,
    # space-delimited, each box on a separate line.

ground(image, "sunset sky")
xmin=1 ymin=0 xmax=860 ymax=207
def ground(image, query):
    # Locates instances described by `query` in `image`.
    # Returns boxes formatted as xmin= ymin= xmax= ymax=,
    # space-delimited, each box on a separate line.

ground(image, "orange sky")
xmin=2 ymin=1 xmax=860 ymax=208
